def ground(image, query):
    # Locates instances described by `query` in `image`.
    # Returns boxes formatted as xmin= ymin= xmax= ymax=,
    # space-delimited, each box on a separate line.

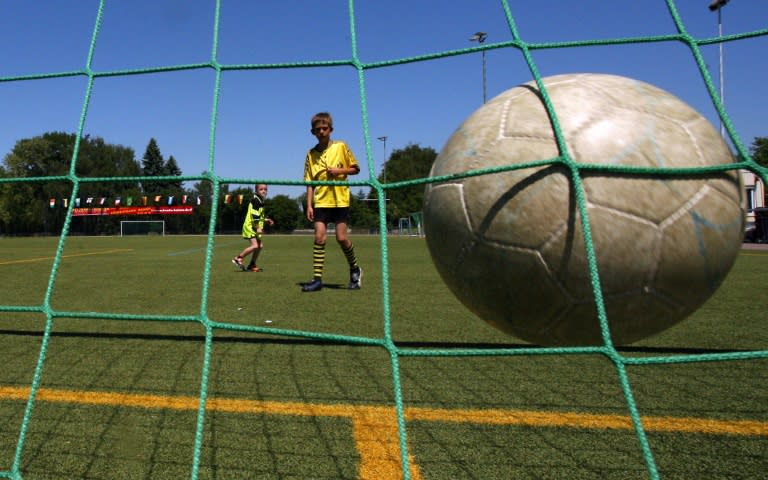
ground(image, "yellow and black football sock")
xmin=312 ymin=242 xmax=326 ymax=279
xmin=342 ymin=242 xmax=358 ymax=269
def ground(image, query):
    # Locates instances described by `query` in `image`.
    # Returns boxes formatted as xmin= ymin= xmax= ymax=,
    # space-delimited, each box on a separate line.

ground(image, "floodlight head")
xmin=708 ymin=0 xmax=729 ymax=11
xmin=469 ymin=32 xmax=487 ymax=43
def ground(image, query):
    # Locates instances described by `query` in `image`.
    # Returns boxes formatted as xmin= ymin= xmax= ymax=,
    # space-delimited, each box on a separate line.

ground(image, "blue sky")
xmin=1 ymin=0 xmax=766 ymax=199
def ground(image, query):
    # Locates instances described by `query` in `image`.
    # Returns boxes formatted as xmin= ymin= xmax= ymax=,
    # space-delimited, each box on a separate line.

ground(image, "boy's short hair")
xmin=311 ymin=112 xmax=333 ymax=128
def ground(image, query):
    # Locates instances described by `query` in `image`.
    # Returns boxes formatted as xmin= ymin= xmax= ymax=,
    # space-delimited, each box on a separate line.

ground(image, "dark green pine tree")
xmin=165 ymin=155 xmax=184 ymax=190
xmin=141 ymin=138 xmax=164 ymax=193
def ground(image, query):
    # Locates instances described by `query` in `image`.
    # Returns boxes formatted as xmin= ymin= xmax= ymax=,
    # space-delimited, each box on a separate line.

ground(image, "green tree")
xmin=350 ymin=189 xmax=378 ymax=232
xmin=750 ymin=137 xmax=768 ymax=169
xmin=139 ymin=139 xmax=186 ymax=234
xmin=186 ymin=176 xmax=214 ymax=234
xmin=161 ymin=155 xmax=186 ymax=233
xmin=140 ymin=138 xmax=184 ymax=194
xmin=0 ymin=132 xmax=140 ymax=235
xmin=165 ymin=155 xmax=184 ymax=190
xmin=369 ymin=143 xmax=437 ymax=229
xmin=218 ymin=185 xmax=246 ymax=233
xmin=141 ymin=138 xmax=165 ymax=192
xmin=165 ymin=155 xmax=182 ymax=176
xmin=265 ymin=194 xmax=301 ymax=233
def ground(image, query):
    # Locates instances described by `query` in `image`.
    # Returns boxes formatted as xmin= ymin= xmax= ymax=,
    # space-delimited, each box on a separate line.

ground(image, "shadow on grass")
xmin=296 ymin=281 xmax=348 ymax=290
xmin=0 ymin=329 xmax=755 ymax=355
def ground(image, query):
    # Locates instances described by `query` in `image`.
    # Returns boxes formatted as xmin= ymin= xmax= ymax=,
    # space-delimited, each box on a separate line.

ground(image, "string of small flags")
xmin=48 ymin=194 xmax=249 ymax=208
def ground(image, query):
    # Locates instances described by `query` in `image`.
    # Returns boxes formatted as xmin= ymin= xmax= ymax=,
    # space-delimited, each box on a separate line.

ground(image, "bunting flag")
xmin=237 ymin=194 xmax=244 ymax=205
xmin=42 ymin=193 xmax=223 ymax=209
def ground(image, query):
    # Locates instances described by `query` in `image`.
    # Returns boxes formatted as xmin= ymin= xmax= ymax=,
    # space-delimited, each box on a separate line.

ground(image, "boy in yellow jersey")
xmin=302 ymin=112 xmax=362 ymax=292
xmin=232 ymin=184 xmax=274 ymax=272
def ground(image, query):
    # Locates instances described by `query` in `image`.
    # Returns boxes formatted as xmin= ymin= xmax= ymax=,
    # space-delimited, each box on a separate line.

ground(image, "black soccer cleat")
xmin=302 ymin=278 xmax=323 ymax=292
xmin=348 ymin=266 xmax=362 ymax=290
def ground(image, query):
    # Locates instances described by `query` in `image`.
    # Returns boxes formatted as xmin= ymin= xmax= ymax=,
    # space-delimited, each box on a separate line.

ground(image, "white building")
xmin=743 ymin=170 xmax=766 ymax=225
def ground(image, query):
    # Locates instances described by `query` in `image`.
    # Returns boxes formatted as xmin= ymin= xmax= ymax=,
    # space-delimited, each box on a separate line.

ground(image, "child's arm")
xmin=305 ymin=185 xmax=314 ymax=221
xmin=327 ymin=165 xmax=359 ymax=176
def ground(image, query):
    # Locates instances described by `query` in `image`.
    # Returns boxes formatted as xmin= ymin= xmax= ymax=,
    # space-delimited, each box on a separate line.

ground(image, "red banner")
xmin=72 ymin=206 xmax=194 ymax=216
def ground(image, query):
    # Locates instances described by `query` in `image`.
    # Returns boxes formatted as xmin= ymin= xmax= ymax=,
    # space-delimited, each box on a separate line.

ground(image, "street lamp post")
xmin=709 ymin=0 xmax=730 ymax=138
xmin=469 ymin=32 xmax=487 ymax=104
xmin=377 ymin=136 xmax=387 ymax=184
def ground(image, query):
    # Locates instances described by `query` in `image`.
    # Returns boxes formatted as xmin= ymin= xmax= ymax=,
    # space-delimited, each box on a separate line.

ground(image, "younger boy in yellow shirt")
xmin=232 ymin=184 xmax=274 ymax=272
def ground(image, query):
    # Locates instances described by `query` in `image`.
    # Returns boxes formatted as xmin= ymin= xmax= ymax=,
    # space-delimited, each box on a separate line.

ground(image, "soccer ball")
xmin=423 ymin=73 xmax=744 ymax=346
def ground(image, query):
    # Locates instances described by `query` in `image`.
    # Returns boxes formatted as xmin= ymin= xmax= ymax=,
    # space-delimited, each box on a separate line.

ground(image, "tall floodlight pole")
xmin=377 ymin=136 xmax=388 ymax=184
xmin=469 ymin=32 xmax=488 ymax=103
xmin=709 ymin=0 xmax=730 ymax=138
xmin=377 ymin=135 xmax=389 ymax=231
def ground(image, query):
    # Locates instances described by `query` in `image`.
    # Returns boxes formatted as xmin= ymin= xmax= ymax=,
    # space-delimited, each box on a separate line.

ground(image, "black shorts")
xmin=313 ymin=207 xmax=350 ymax=224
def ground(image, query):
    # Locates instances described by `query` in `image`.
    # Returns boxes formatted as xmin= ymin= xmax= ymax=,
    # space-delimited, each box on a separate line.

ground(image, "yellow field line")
xmin=0 ymin=249 xmax=132 ymax=265
xmin=352 ymin=407 xmax=423 ymax=480
xmin=406 ymin=406 xmax=768 ymax=436
xmin=2 ymin=385 xmax=766 ymax=480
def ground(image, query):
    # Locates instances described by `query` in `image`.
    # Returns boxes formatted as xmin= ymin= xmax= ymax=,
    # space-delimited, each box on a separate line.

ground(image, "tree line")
xmin=4 ymin=131 xmax=764 ymax=237
xmin=0 ymin=132 xmax=438 ymax=236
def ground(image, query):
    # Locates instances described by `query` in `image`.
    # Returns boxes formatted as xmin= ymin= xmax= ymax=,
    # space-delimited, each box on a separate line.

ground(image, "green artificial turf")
xmin=0 ymin=235 xmax=765 ymax=479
